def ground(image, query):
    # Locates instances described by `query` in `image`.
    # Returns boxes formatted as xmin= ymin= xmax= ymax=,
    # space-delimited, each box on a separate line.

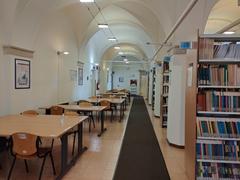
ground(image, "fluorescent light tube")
xmin=80 ymin=0 xmax=94 ymax=2
xmin=114 ymin=46 xmax=121 ymax=50
xmin=223 ymin=31 xmax=235 ymax=35
xmin=108 ymin=37 xmax=117 ymax=41
xmin=98 ymin=24 xmax=109 ymax=29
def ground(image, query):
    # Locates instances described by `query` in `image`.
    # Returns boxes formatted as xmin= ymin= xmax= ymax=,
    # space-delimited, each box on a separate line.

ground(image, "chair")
xmin=8 ymin=133 xmax=56 ymax=180
xmin=77 ymin=100 xmax=88 ymax=105
xmin=64 ymin=111 xmax=79 ymax=156
xmin=79 ymin=102 xmax=95 ymax=132
xmin=21 ymin=110 xmax=39 ymax=115
xmin=21 ymin=110 xmax=42 ymax=145
xmin=50 ymin=106 xmax=64 ymax=115
xmin=99 ymin=100 xmax=114 ymax=122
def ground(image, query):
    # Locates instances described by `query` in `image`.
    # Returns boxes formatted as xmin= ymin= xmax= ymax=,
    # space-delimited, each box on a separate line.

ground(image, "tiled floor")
xmin=0 ymin=98 xmax=189 ymax=180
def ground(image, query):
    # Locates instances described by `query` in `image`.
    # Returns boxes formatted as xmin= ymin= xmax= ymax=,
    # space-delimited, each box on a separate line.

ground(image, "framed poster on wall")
xmin=78 ymin=67 xmax=83 ymax=85
xmin=15 ymin=59 xmax=30 ymax=89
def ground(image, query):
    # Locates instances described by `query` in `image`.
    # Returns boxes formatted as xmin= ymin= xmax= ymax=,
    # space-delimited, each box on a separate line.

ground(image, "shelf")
xmin=197 ymin=111 xmax=240 ymax=115
xmin=197 ymin=159 xmax=240 ymax=164
xmin=197 ymin=177 xmax=236 ymax=180
xmin=162 ymin=94 xmax=168 ymax=97
xmin=163 ymin=73 xmax=169 ymax=76
xmin=197 ymin=136 xmax=240 ymax=141
xmin=163 ymin=114 xmax=168 ymax=117
xmin=162 ymin=105 xmax=168 ymax=107
xmin=197 ymin=117 xmax=240 ymax=122
xmin=199 ymin=58 xmax=240 ymax=64
xmin=198 ymin=85 xmax=240 ymax=89
xmin=200 ymin=34 xmax=240 ymax=40
xmin=163 ymin=83 xmax=169 ymax=86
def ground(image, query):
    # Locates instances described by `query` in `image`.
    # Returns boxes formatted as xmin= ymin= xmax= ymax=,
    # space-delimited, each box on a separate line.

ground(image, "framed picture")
xmin=78 ymin=67 xmax=83 ymax=85
xmin=119 ymin=77 xmax=124 ymax=82
xmin=15 ymin=59 xmax=30 ymax=89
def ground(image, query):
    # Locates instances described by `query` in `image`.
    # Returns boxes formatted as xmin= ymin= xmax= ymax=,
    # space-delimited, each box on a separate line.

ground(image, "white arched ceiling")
xmin=63 ymin=3 xmax=162 ymax=64
xmin=205 ymin=0 xmax=240 ymax=34
xmin=102 ymin=43 xmax=146 ymax=62
xmin=1 ymin=0 xmax=219 ymax=60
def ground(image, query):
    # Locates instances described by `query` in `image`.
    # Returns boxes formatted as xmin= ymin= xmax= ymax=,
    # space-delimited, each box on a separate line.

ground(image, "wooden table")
xmin=87 ymin=98 xmax=126 ymax=122
xmin=0 ymin=114 xmax=88 ymax=179
xmin=58 ymin=105 xmax=107 ymax=137
xmin=99 ymin=92 xmax=130 ymax=103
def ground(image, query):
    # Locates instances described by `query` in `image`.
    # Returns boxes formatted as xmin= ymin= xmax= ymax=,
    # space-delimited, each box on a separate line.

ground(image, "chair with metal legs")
xmin=8 ymin=133 xmax=56 ymax=180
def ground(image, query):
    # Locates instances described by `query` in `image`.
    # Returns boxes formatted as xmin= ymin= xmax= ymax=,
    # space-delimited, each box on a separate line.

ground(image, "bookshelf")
xmin=152 ymin=67 xmax=156 ymax=110
xmin=161 ymin=60 xmax=169 ymax=128
xmin=154 ymin=65 xmax=162 ymax=117
xmin=186 ymin=35 xmax=240 ymax=180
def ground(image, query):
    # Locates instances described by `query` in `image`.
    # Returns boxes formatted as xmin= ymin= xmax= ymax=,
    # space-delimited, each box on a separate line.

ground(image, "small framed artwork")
xmin=78 ymin=67 xmax=83 ymax=85
xmin=15 ymin=59 xmax=30 ymax=89
xmin=119 ymin=77 xmax=124 ymax=82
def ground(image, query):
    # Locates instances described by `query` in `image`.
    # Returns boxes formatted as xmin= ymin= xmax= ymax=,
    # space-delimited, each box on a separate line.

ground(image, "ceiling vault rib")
xmin=216 ymin=18 xmax=240 ymax=34
xmin=151 ymin=0 xmax=199 ymax=61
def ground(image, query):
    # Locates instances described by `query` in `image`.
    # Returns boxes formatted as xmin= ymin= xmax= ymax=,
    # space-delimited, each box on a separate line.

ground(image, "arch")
xmin=205 ymin=0 xmax=240 ymax=34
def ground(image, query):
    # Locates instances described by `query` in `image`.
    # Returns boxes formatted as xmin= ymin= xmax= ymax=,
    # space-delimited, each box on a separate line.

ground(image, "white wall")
xmin=0 ymin=8 xmax=92 ymax=115
xmin=112 ymin=64 xmax=143 ymax=95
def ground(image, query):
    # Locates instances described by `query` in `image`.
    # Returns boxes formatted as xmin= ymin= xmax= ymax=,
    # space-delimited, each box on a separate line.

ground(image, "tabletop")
xmin=59 ymin=105 xmax=107 ymax=111
xmin=0 ymin=115 xmax=88 ymax=138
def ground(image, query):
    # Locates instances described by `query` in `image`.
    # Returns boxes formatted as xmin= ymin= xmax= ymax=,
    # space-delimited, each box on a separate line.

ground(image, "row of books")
xmin=163 ymin=76 xmax=169 ymax=84
xmin=214 ymin=43 xmax=240 ymax=59
xmin=163 ymin=86 xmax=169 ymax=94
xmin=196 ymin=140 xmax=240 ymax=161
xmin=199 ymin=38 xmax=240 ymax=59
xmin=198 ymin=64 xmax=240 ymax=86
xmin=197 ymin=162 xmax=240 ymax=179
xmin=197 ymin=91 xmax=240 ymax=112
xmin=197 ymin=118 xmax=240 ymax=138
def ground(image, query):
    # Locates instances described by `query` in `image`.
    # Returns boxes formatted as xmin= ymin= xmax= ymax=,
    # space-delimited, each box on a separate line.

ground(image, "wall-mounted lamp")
xmin=57 ymin=51 xmax=70 ymax=55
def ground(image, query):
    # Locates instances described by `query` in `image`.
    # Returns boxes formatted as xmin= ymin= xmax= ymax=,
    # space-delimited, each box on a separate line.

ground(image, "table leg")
xmin=57 ymin=122 xmax=87 ymax=179
xmin=98 ymin=111 xmax=107 ymax=137
xmin=120 ymin=102 xmax=125 ymax=122
xmin=77 ymin=122 xmax=88 ymax=154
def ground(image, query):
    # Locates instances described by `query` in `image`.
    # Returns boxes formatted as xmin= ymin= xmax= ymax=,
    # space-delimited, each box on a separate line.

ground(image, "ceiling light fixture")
xmin=98 ymin=23 xmax=109 ymax=29
xmin=223 ymin=31 xmax=235 ymax=35
xmin=114 ymin=46 xmax=121 ymax=50
xmin=80 ymin=0 xmax=95 ymax=3
xmin=57 ymin=51 xmax=70 ymax=55
xmin=123 ymin=58 xmax=128 ymax=62
xmin=118 ymin=52 xmax=124 ymax=55
xmin=126 ymin=61 xmax=129 ymax=64
xmin=108 ymin=37 xmax=117 ymax=41
xmin=95 ymin=63 xmax=99 ymax=66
